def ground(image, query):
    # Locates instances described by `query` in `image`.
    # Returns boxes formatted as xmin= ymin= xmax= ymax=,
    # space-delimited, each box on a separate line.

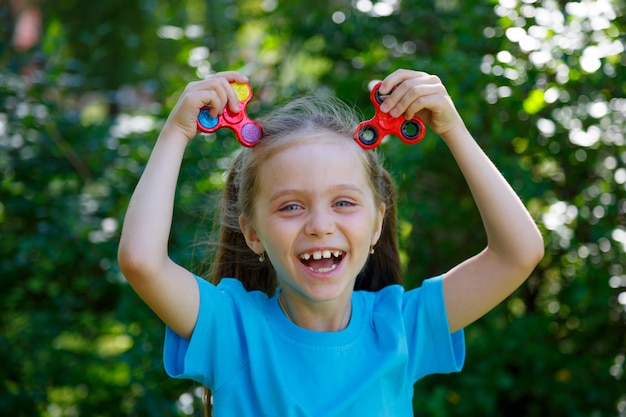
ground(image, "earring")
xmin=370 ymin=246 xmax=375 ymax=255
xmin=258 ymin=252 xmax=266 ymax=262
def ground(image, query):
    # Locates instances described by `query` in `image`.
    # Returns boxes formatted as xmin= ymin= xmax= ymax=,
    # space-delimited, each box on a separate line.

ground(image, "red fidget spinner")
xmin=196 ymin=82 xmax=263 ymax=147
xmin=354 ymin=82 xmax=426 ymax=150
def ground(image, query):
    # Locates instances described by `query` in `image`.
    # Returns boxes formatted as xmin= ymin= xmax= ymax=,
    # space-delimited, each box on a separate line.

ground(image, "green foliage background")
xmin=1 ymin=0 xmax=625 ymax=415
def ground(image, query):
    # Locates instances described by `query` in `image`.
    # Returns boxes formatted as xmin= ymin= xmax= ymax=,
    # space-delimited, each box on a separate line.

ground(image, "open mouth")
xmin=299 ymin=250 xmax=345 ymax=273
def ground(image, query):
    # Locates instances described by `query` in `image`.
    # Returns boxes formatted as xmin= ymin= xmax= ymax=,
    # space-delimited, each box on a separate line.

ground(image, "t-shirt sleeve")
xmin=404 ymin=274 xmax=465 ymax=380
xmin=162 ymin=276 xmax=249 ymax=388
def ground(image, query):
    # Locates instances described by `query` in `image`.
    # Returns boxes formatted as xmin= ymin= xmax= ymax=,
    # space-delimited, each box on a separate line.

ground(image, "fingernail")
xmin=380 ymin=103 xmax=389 ymax=112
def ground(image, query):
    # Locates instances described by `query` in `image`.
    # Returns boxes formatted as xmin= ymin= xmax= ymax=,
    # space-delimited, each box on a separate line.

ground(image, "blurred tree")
xmin=0 ymin=0 xmax=624 ymax=415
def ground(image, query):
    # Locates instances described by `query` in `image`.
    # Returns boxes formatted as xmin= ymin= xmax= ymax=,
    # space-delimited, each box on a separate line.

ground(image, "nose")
xmin=305 ymin=206 xmax=335 ymax=238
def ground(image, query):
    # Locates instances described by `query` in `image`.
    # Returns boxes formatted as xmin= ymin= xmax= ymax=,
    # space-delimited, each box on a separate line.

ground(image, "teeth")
xmin=300 ymin=250 xmax=343 ymax=260
xmin=308 ymin=264 xmax=337 ymax=273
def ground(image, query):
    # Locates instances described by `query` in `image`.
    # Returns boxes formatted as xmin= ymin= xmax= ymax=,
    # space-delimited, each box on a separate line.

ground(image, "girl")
xmin=118 ymin=70 xmax=544 ymax=416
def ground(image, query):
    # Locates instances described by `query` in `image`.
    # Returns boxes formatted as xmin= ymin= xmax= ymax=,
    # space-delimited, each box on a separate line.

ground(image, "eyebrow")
xmin=268 ymin=184 xmax=367 ymax=203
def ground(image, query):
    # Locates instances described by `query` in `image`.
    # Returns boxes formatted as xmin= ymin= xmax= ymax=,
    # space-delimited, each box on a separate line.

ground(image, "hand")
xmin=378 ymin=69 xmax=463 ymax=137
xmin=164 ymin=71 xmax=250 ymax=141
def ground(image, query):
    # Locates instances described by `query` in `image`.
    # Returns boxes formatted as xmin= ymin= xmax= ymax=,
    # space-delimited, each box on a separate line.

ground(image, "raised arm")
xmin=379 ymin=69 xmax=544 ymax=333
xmin=117 ymin=72 xmax=249 ymax=339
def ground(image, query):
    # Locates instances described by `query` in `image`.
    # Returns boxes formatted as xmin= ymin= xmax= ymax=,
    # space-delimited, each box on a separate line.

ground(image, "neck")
xmin=278 ymin=292 xmax=352 ymax=332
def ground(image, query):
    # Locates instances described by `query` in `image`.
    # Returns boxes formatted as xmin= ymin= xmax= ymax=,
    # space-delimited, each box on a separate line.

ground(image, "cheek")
xmin=345 ymin=214 xmax=379 ymax=246
xmin=256 ymin=221 xmax=296 ymax=257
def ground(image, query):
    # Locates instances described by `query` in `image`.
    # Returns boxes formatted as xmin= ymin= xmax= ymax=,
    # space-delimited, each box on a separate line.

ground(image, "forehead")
xmin=256 ymin=137 xmax=372 ymax=197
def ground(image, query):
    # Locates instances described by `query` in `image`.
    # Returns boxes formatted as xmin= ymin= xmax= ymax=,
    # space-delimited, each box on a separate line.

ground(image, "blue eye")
xmin=280 ymin=204 xmax=302 ymax=211
xmin=335 ymin=200 xmax=355 ymax=207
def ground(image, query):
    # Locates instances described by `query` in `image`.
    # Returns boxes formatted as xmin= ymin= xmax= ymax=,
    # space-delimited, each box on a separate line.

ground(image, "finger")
xmin=406 ymin=92 xmax=461 ymax=135
xmin=212 ymin=70 xmax=249 ymax=84
xmin=403 ymin=94 xmax=439 ymax=121
xmin=389 ymin=80 xmax=447 ymax=118
xmin=213 ymin=77 xmax=236 ymax=115
xmin=382 ymin=83 xmax=429 ymax=118
xmin=379 ymin=69 xmax=427 ymax=95
xmin=182 ymin=89 xmax=222 ymax=119
xmin=223 ymin=81 xmax=245 ymax=114
xmin=194 ymin=71 xmax=249 ymax=88
xmin=192 ymin=77 xmax=235 ymax=117
xmin=207 ymin=89 xmax=227 ymax=119
xmin=199 ymin=75 xmax=249 ymax=115
xmin=379 ymin=74 xmax=429 ymax=114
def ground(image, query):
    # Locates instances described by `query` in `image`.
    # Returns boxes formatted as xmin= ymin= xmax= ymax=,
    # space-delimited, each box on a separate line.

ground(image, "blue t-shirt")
xmin=164 ymin=275 xmax=465 ymax=416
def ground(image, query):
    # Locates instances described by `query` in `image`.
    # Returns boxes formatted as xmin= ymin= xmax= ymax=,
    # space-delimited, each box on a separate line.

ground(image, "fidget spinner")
xmin=354 ymin=82 xmax=426 ymax=150
xmin=197 ymin=82 xmax=263 ymax=147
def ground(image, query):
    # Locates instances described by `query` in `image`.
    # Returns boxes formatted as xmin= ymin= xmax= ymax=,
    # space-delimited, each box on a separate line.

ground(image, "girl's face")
xmin=240 ymin=135 xmax=385 ymax=309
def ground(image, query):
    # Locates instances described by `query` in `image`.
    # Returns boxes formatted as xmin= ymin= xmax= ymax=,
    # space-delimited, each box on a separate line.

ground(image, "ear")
xmin=371 ymin=203 xmax=386 ymax=247
xmin=239 ymin=215 xmax=264 ymax=254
